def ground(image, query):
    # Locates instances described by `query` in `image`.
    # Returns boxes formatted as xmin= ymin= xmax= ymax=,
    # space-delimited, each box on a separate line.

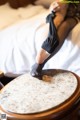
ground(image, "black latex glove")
xmin=30 ymin=63 xmax=44 ymax=77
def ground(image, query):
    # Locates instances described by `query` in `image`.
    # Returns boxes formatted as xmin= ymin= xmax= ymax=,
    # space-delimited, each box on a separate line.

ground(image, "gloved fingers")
xmin=31 ymin=70 xmax=39 ymax=77
xmin=30 ymin=63 xmax=44 ymax=77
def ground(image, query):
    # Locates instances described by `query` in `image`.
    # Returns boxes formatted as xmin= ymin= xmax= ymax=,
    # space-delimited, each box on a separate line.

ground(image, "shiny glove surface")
xmin=30 ymin=63 xmax=44 ymax=77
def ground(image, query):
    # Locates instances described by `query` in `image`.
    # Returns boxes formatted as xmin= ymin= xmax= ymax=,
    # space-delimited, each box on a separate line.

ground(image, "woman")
xmin=31 ymin=0 xmax=80 ymax=77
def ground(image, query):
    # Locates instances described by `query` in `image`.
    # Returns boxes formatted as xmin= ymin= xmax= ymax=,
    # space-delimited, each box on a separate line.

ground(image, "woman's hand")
xmin=30 ymin=63 xmax=44 ymax=77
xmin=49 ymin=1 xmax=60 ymax=12
xmin=49 ymin=1 xmax=68 ymax=13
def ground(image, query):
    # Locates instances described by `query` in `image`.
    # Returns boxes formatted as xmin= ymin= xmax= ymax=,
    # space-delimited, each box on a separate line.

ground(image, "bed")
xmin=0 ymin=0 xmax=80 ymax=77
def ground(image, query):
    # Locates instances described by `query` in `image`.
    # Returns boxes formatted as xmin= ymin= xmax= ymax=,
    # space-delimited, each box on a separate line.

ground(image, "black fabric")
xmin=42 ymin=11 xmax=59 ymax=54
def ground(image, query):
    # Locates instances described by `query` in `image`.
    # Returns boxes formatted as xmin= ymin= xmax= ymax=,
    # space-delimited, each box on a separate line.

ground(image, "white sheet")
xmin=0 ymin=4 xmax=80 ymax=77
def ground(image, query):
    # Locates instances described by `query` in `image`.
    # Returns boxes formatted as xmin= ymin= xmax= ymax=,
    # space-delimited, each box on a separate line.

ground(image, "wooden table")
xmin=0 ymin=70 xmax=4 ymax=90
xmin=0 ymin=71 xmax=4 ymax=78
xmin=0 ymin=70 xmax=80 ymax=120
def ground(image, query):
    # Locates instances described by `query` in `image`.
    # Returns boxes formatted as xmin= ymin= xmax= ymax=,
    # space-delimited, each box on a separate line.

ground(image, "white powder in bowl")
xmin=0 ymin=72 xmax=77 ymax=114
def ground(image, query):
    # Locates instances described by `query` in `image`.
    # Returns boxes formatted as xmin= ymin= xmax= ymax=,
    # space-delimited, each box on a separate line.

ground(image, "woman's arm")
xmin=49 ymin=1 xmax=68 ymax=28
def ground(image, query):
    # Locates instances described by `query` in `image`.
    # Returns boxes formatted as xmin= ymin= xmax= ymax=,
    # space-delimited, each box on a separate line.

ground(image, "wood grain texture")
xmin=8 ymin=0 xmax=36 ymax=8
xmin=0 ymin=0 xmax=37 ymax=8
xmin=0 ymin=0 xmax=7 ymax=5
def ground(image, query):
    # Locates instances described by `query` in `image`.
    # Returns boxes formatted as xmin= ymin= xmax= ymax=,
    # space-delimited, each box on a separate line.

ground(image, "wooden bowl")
xmin=0 ymin=69 xmax=80 ymax=120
